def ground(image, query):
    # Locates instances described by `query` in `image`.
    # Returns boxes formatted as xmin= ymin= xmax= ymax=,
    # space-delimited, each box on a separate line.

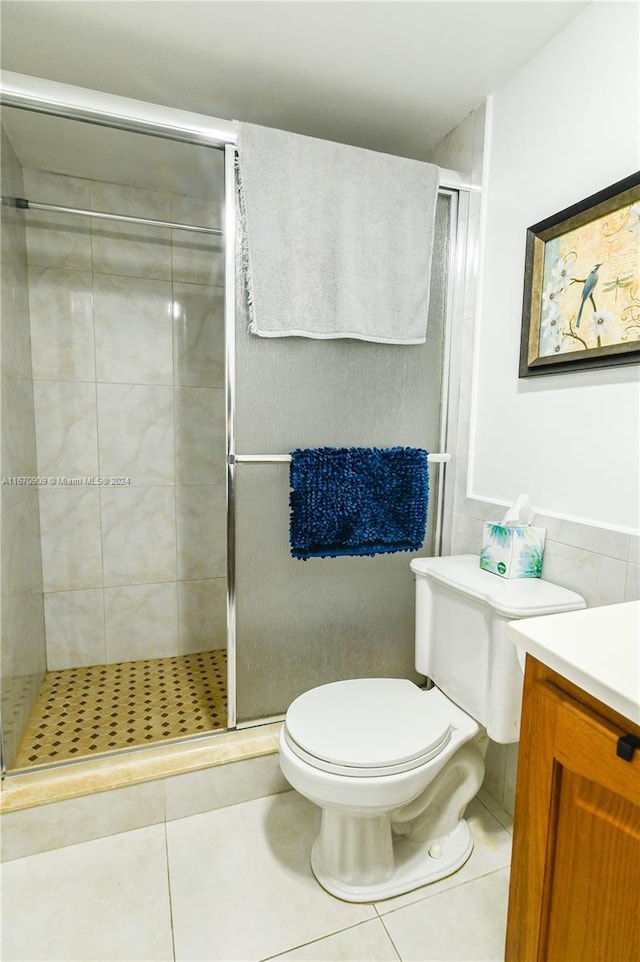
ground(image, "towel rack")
xmin=231 ymin=453 xmax=451 ymax=464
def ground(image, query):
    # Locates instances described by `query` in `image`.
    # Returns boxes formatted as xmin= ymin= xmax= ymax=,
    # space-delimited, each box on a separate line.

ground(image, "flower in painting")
xmin=541 ymin=297 xmax=565 ymax=352
xmin=585 ymin=309 xmax=616 ymax=346
xmin=542 ymin=320 xmax=566 ymax=354
xmin=542 ymin=296 xmax=562 ymax=326
xmin=541 ymin=280 xmax=564 ymax=312
xmin=550 ymin=255 xmax=576 ymax=291
xmin=628 ymin=204 xmax=640 ymax=239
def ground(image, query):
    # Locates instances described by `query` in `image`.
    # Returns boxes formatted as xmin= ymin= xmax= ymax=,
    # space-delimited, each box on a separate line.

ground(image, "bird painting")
xmin=575 ymin=263 xmax=602 ymax=327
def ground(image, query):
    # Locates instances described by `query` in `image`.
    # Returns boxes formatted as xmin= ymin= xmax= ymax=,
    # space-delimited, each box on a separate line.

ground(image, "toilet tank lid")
xmin=410 ymin=554 xmax=586 ymax=619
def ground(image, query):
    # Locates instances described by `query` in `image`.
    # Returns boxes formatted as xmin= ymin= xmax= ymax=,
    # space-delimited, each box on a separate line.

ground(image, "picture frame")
xmin=519 ymin=171 xmax=640 ymax=377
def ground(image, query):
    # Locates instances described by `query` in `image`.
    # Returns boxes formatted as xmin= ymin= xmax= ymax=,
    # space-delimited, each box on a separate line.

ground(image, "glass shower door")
xmin=233 ymin=194 xmax=452 ymax=724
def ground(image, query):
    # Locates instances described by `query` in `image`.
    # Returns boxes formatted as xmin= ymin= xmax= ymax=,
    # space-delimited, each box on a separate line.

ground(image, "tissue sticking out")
xmin=500 ymin=493 xmax=535 ymax=527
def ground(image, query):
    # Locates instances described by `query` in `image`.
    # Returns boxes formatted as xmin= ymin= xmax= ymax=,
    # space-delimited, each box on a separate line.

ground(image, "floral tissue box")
xmin=479 ymin=522 xmax=546 ymax=579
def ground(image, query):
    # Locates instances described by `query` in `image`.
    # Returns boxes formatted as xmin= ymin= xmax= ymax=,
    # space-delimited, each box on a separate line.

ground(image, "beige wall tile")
xmin=38 ymin=488 xmax=103 ymax=592
xmin=97 ymin=383 xmax=175 ymax=486
xmin=23 ymin=170 xmax=92 ymax=271
xmin=625 ymin=563 xmax=640 ymax=601
xmin=2 ymin=370 xmax=39 ymax=476
xmin=44 ymin=589 xmax=106 ymax=669
xmin=178 ymin=577 xmax=227 ymax=653
xmin=93 ymin=274 xmax=173 ymax=384
xmin=172 ymin=282 xmax=224 ymax=387
xmin=165 ymin=754 xmax=288 ymax=821
xmin=104 ymin=582 xmax=179 ymax=662
xmin=33 ymin=380 xmax=99 ymax=479
xmin=90 ymin=182 xmax=172 ymax=279
xmin=176 ymin=484 xmax=226 ymax=580
xmin=1 ymin=261 xmax=32 ymax=379
xmin=541 ymin=541 xmax=626 ymax=607
xmin=28 ymin=266 xmax=95 ymax=381
xmin=175 ymin=386 xmax=225 ymax=484
xmin=100 ymin=485 xmax=176 ymax=587
xmin=0 ymin=780 xmax=165 ymax=861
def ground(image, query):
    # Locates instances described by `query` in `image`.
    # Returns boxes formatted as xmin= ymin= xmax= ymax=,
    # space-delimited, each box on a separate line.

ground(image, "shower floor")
xmin=12 ymin=649 xmax=227 ymax=770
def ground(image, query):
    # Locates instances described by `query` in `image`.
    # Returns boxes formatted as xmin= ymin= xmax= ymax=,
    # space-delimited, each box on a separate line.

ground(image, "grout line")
xmin=257 ymin=917 xmax=383 ymax=962
xmin=376 ymin=863 xmax=512 ymax=922
xmin=476 ymin=789 xmax=514 ymax=836
xmin=377 ymin=914 xmax=403 ymax=961
xmin=162 ymin=820 xmax=178 ymax=962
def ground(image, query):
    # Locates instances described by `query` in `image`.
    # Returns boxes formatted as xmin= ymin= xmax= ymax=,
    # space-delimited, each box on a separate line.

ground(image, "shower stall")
xmin=0 ymin=73 xmax=467 ymax=778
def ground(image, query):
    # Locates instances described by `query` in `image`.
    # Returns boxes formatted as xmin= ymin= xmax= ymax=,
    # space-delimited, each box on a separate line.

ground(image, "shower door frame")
xmin=1 ymin=69 xmax=474 ymax=761
xmin=229 ymin=183 xmax=474 ymax=728
xmin=0 ymin=71 xmax=240 ymax=772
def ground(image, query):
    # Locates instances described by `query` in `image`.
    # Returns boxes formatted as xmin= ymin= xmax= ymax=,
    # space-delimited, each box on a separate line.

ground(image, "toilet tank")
xmin=410 ymin=555 xmax=586 ymax=743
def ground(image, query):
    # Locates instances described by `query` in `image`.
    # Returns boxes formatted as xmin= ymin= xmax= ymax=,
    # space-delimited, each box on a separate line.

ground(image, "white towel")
xmin=237 ymin=123 xmax=440 ymax=344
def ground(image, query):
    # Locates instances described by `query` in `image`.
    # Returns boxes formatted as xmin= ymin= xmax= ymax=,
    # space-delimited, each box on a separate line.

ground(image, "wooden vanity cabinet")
xmin=505 ymin=656 xmax=640 ymax=962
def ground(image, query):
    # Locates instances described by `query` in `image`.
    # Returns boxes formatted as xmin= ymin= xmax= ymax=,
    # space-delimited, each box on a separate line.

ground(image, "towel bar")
xmin=232 ymin=453 xmax=451 ymax=464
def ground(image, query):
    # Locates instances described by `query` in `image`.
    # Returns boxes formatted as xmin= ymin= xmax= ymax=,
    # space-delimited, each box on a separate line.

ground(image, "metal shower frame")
xmin=0 ymin=70 xmax=473 ymax=753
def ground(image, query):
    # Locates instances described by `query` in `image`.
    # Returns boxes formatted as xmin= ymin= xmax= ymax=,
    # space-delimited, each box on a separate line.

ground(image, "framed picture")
xmin=519 ymin=171 xmax=640 ymax=377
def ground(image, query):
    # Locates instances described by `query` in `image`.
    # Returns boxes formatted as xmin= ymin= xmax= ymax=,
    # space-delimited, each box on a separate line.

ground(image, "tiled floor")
xmin=12 ymin=649 xmax=227 ymax=769
xmin=0 ymin=788 xmax=512 ymax=961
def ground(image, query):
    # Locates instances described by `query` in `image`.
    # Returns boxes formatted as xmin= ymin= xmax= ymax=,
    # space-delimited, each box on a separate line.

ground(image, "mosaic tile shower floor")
xmin=12 ymin=649 xmax=227 ymax=769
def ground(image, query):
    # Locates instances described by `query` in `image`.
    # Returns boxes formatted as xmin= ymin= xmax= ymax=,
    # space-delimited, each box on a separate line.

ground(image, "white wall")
xmin=437 ymin=4 xmax=640 ymax=815
xmin=471 ymin=1 xmax=640 ymax=533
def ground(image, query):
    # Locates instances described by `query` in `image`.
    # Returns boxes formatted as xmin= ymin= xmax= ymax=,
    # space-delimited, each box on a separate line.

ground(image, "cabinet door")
xmin=545 ymin=698 xmax=640 ymax=962
xmin=506 ymin=672 xmax=640 ymax=962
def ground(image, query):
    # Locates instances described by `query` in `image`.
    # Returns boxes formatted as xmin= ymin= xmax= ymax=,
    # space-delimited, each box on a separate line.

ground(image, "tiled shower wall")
xmin=23 ymin=167 xmax=227 ymax=670
xmin=0 ymin=127 xmax=47 ymax=768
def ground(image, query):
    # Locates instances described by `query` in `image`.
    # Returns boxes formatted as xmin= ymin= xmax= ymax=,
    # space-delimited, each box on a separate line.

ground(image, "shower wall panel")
xmin=0 ymin=126 xmax=47 ymax=768
xmin=234 ymin=195 xmax=451 ymax=723
xmin=23 ymin=167 xmax=227 ymax=669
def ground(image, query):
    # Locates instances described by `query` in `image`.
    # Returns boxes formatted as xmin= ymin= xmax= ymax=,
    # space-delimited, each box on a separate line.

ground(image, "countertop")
xmin=508 ymin=601 xmax=640 ymax=725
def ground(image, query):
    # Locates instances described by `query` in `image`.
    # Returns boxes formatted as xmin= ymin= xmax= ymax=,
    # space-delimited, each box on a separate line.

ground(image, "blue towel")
xmin=289 ymin=446 xmax=429 ymax=560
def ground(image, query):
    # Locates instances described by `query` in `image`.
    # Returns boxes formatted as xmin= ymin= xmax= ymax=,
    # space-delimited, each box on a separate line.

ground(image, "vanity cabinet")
xmin=505 ymin=656 xmax=640 ymax=962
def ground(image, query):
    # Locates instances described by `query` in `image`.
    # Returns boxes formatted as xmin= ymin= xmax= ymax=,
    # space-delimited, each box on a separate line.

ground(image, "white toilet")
xmin=279 ymin=554 xmax=586 ymax=902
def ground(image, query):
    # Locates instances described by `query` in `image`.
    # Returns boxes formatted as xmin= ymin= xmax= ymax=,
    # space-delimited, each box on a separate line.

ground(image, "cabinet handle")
xmin=616 ymin=733 xmax=640 ymax=762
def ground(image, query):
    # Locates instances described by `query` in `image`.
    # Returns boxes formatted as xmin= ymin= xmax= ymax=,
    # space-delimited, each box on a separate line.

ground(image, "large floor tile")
xmin=0 ymin=824 xmax=173 ymax=961
xmin=374 ymin=797 xmax=512 ymax=913
xmin=167 ymin=790 xmax=376 ymax=961
xmin=380 ymin=868 xmax=509 ymax=962
xmin=268 ymin=918 xmax=401 ymax=961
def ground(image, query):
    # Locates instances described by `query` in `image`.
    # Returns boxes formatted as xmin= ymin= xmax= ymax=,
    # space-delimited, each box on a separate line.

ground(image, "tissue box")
xmin=480 ymin=522 xmax=546 ymax=579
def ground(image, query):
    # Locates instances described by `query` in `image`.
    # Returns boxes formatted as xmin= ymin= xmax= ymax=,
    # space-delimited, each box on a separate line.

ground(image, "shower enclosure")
xmin=0 ymin=72 xmax=466 ymax=776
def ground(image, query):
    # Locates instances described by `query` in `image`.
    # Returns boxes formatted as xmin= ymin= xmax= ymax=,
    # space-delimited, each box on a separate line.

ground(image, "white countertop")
xmin=508 ymin=601 xmax=640 ymax=725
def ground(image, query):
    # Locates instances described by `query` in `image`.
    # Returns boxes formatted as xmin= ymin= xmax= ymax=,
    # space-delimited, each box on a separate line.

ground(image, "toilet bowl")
xmin=279 ymin=554 xmax=586 ymax=903
xmin=279 ymin=678 xmax=485 ymax=902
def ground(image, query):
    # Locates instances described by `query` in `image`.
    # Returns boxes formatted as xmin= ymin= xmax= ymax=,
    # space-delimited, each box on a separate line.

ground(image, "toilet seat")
xmin=283 ymin=679 xmax=453 ymax=777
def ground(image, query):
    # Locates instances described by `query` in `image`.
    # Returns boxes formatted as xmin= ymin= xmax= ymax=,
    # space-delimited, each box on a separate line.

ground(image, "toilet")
xmin=278 ymin=553 xmax=586 ymax=902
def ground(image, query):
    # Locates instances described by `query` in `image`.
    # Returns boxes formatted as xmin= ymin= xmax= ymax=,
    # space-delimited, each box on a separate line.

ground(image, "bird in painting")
xmin=575 ymin=263 xmax=602 ymax=327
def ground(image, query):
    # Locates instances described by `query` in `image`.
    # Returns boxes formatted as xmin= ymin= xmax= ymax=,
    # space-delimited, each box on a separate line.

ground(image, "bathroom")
xmin=1 ymin=2 xmax=638 ymax=960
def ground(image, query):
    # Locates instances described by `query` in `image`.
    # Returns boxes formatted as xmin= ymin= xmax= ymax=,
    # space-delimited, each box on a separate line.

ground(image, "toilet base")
xmin=310 ymin=819 xmax=473 ymax=903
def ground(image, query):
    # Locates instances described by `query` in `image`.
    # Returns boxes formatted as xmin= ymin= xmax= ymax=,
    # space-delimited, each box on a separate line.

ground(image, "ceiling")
xmin=1 ymin=1 xmax=589 ymax=161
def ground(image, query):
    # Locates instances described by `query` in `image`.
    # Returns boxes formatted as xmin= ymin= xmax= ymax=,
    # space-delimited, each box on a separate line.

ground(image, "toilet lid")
xmin=284 ymin=678 xmax=452 ymax=776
